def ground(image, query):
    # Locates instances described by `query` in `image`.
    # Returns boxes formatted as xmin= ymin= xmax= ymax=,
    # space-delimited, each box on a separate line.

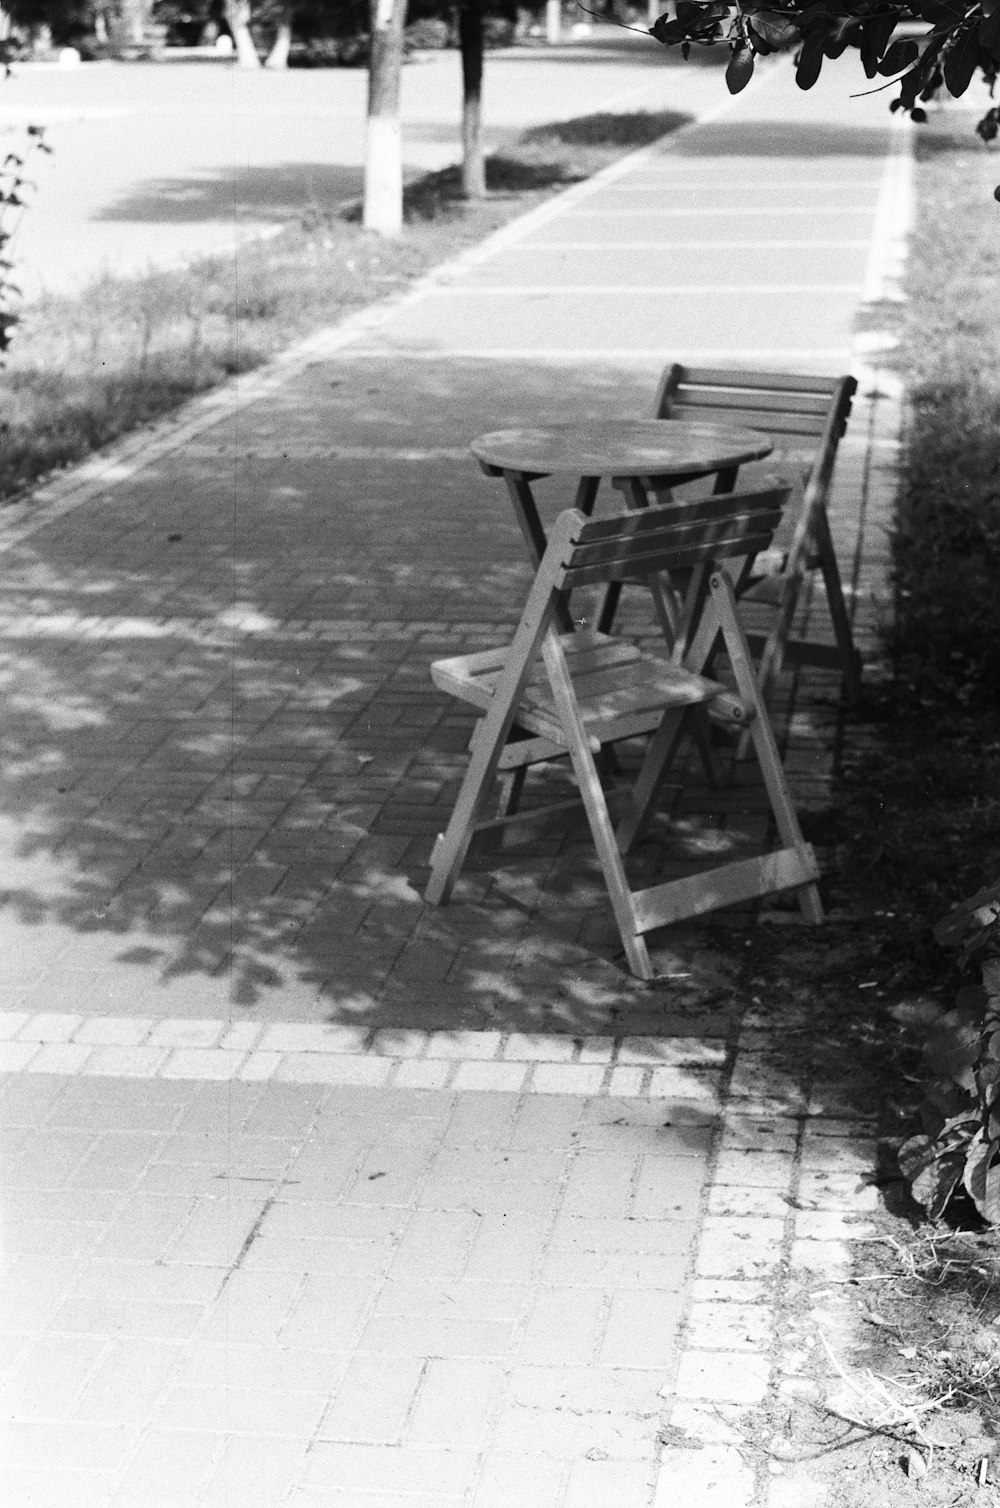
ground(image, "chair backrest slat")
xmin=563 ymin=529 xmax=783 ymax=589
xmin=551 ymin=484 xmax=789 ymax=590
xmin=653 ymin=364 xmax=856 ymax=453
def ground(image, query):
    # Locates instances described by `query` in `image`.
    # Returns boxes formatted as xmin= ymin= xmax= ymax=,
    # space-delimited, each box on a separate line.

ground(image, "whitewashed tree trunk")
xmin=265 ymin=7 xmax=292 ymax=67
xmin=459 ymin=0 xmax=486 ymax=198
xmin=226 ymin=0 xmax=261 ymax=68
xmin=546 ymin=0 xmax=561 ymax=43
xmin=363 ymin=0 xmax=409 ymax=237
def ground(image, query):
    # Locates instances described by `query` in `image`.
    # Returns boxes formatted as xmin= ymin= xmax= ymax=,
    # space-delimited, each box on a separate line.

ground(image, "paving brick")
xmin=405 ymin=1358 xmax=504 ymax=1447
xmin=374 ymin=1279 xmax=530 ymax=1324
xmin=648 ymin=1066 xmax=723 ymax=1104
xmin=148 ymin=1018 xmax=225 ymax=1049
xmin=462 ymin=1211 xmax=549 ymax=1284
xmin=107 ymin=1426 xmax=221 ymax=1506
xmin=714 ymin=1149 xmax=796 ymax=1189
xmin=502 ymin=1033 xmax=576 ymax=1062
xmin=93 ymin=1194 xmax=197 ymax=1261
xmin=83 ymin=1045 xmax=169 ymax=1078
xmin=564 ymin=1458 xmax=656 ymax=1508
xmin=452 ymin=1060 xmax=528 ymax=1093
xmin=687 ymin=1301 xmax=774 ymax=1352
xmin=18 ymin=1012 xmax=85 ymax=1042
xmin=674 ymin=1349 xmax=771 ymax=1405
xmin=0 ymin=1041 xmax=42 ymax=1071
xmin=319 ymin=1353 xmax=425 ymax=1444
xmin=517 ymin=1286 xmax=606 ymax=1366
xmin=0 ymin=1333 xmax=106 ymax=1419
xmin=390 ymin=1058 xmax=453 ymax=1089
xmin=600 ymin=1288 xmax=684 ymax=1368
xmin=653 ymin=1444 xmax=754 ymax=1508
xmin=24 ymin=1042 xmax=94 ymax=1075
xmin=258 ymin=1022 xmax=370 ymax=1053
xmin=156 ymin=1381 xmax=327 ymax=1437
xmin=562 ymin=1150 xmax=638 ymax=1219
xmin=239 ymin=1049 xmax=284 ymax=1081
xmin=529 ymin=1063 xmax=606 ymax=1096
xmin=199 ymin=1268 xmax=304 ymax=1345
xmin=73 ymin=1338 xmax=188 ymax=1424
xmin=443 ymin=1093 xmax=520 ymax=1147
xmin=695 ymin=1217 xmax=786 ymax=1280
xmin=198 ymin=1436 xmax=310 ymax=1508
xmin=276 ymin=1053 xmax=394 ymax=1087
xmin=0 ymin=1419 xmax=140 ymax=1473
xmin=632 ymin=1152 xmax=708 ymax=1221
xmin=471 ymin=1450 xmax=569 ymax=1508
xmin=300 ymin=1441 xmax=480 ymax=1496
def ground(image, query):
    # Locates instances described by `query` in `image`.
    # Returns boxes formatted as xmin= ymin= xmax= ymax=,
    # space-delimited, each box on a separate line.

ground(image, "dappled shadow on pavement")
xmin=0 ymin=355 xmax=832 ymax=1037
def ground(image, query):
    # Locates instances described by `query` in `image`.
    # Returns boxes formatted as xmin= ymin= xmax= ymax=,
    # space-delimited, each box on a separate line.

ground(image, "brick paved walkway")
xmin=0 ymin=57 xmax=906 ymax=1508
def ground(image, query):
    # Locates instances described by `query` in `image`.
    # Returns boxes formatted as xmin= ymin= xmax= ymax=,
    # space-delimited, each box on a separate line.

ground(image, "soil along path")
xmin=0 ymin=56 xmax=903 ymax=1508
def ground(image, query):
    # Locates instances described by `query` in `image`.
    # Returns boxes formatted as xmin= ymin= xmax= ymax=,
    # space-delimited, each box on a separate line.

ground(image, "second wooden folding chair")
xmin=425 ymin=486 xmax=823 ymax=981
xmin=654 ymin=363 xmax=861 ymax=707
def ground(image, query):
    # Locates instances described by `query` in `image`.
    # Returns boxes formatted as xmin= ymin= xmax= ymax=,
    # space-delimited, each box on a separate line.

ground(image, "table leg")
xmin=502 ymin=468 xmax=574 ymax=634
xmin=713 ymin=465 xmax=739 ymax=494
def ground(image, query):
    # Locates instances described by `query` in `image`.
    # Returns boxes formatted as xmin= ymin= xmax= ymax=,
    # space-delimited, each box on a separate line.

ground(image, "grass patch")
xmin=0 ymin=107 xmax=691 ymax=504
xmin=705 ymin=111 xmax=1000 ymax=1508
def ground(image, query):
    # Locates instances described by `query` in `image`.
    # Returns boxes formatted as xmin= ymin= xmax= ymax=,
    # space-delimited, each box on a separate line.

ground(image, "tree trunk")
xmin=226 ymin=0 xmax=261 ymax=67
xmin=265 ymin=8 xmax=292 ymax=68
xmin=459 ymin=0 xmax=486 ymax=198
xmin=363 ymin=0 xmax=409 ymax=237
xmin=546 ymin=0 xmax=560 ymax=43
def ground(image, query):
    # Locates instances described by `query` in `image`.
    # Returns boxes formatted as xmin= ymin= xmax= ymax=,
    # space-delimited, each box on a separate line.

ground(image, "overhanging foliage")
xmin=649 ymin=1 xmax=1000 ymax=181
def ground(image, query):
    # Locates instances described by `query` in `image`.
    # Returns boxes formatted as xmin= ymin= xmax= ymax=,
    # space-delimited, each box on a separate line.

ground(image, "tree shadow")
xmin=0 ymin=353 xmax=833 ymax=1035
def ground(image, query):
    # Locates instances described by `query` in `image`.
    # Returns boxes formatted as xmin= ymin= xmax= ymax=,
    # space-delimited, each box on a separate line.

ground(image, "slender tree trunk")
xmin=265 ymin=6 xmax=292 ymax=66
xmin=459 ymin=0 xmax=486 ymax=198
xmin=546 ymin=0 xmax=560 ymax=43
xmin=364 ymin=0 xmax=409 ymax=237
xmin=226 ymin=0 xmax=261 ymax=67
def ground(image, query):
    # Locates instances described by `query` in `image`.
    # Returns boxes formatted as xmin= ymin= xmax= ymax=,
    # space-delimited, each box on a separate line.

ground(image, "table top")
xmin=471 ymin=419 xmax=772 ymax=479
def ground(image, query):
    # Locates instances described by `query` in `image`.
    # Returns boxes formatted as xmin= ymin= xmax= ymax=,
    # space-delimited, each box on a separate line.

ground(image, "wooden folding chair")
xmin=425 ymin=487 xmax=823 ymax=981
xmin=653 ymin=364 xmax=861 ymax=707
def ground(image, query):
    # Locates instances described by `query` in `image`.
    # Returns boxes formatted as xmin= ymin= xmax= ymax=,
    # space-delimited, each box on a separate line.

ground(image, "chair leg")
xmin=709 ymin=572 xmax=823 ymax=922
xmin=812 ymin=506 xmax=862 ymax=707
xmin=540 ymin=633 xmax=653 ymax=979
xmin=616 ymin=707 xmax=691 ymax=854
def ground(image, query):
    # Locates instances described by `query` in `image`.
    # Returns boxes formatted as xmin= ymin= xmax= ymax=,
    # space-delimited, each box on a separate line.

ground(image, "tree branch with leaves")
xmin=649 ymin=0 xmax=1000 ymax=189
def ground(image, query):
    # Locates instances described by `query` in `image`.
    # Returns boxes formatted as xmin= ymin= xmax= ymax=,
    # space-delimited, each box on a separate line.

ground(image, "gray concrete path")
xmin=6 ymin=30 xmax=718 ymax=297
xmin=0 ymin=54 xmax=904 ymax=1508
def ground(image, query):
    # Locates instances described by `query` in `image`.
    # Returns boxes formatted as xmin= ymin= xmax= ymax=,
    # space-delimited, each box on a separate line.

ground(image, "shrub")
xmin=899 ymin=884 xmax=1000 ymax=1222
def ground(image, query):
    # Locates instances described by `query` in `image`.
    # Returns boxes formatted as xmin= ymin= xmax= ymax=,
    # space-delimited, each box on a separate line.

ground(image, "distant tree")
xmin=225 ymin=0 xmax=260 ymax=63
xmin=458 ymin=0 xmax=486 ymax=196
xmin=364 ymin=0 xmax=409 ymax=235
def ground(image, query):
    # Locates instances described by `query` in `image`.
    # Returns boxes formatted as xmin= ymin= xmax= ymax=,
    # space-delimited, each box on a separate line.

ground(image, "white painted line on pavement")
xmin=429 ymin=283 xmax=863 ymax=296
xmin=861 ymin=114 xmax=914 ymax=304
xmin=515 ymin=240 xmax=870 ymax=251
xmin=563 ymin=206 xmax=879 ymax=217
xmin=345 ymin=347 xmax=854 ymax=364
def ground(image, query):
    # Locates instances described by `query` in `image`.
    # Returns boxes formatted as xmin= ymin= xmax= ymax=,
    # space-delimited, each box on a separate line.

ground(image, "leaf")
xmin=726 ymin=46 xmax=755 ymax=92
xmin=877 ymin=37 xmax=920 ymax=74
xmin=861 ymin=12 xmax=900 ymax=75
xmin=962 ymin=1130 xmax=992 ymax=1205
xmin=749 ymin=10 xmax=799 ymax=47
xmin=944 ymin=26 xmax=983 ymax=95
xmin=912 ymin=1147 xmax=967 ymax=1220
xmin=795 ymin=29 xmax=826 ymax=87
xmin=981 ymin=7 xmax=1000 ymax=60
xmin=981 ymin=1161 xmax=1000 ymax=1223
xmin=823 ymin=15 xmax=860 ymax=57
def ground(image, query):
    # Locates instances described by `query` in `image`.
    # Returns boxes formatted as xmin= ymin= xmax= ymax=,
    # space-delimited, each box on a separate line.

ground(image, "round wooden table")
xmin=472 ymin=419 xmax=773 ymax=632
